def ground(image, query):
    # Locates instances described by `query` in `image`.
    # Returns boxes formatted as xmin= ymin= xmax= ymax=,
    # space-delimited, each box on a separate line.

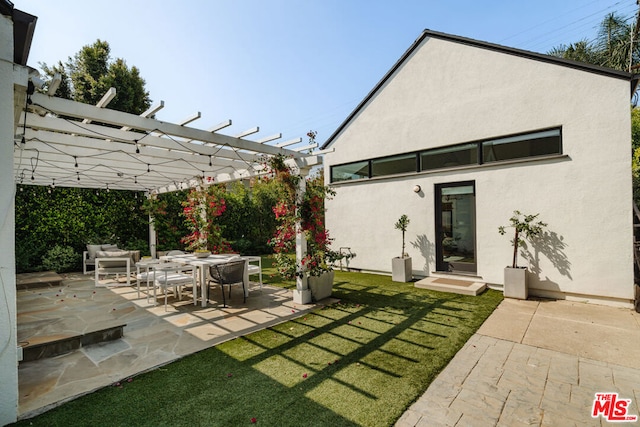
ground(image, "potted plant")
xmin=498 ymin=210 xmax=547 ymax=299
xmin=392 ymin=214 xmax=412 ymax=282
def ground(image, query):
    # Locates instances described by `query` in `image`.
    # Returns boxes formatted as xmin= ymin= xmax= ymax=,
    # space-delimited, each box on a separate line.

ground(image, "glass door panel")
xmin=435 ymin=182 xmax=476 ymax=274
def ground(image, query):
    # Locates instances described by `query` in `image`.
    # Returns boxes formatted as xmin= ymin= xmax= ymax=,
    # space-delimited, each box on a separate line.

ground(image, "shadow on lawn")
xmin=13 ymin=271 xmax=501 ymax=427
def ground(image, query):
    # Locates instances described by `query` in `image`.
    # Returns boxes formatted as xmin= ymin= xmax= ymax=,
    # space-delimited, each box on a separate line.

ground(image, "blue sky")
xmin=16 ymin=0 xmax=638 ymax=148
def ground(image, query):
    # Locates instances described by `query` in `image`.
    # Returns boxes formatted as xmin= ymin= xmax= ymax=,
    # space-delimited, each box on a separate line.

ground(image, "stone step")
xmin=19 ymin=324 xmax=126 ymax=363
xmin=16 ymin=271 xmax=64 ymax=290
xmin=415 ymin=276 xmax=487 ymax=296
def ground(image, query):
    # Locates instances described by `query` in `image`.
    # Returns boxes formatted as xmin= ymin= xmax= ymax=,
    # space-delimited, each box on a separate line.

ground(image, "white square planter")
xmin=392 ymin=257 xmax=412 ymax=282
xmin=308 ymin=270 xmax=335 ymax=301
xmin=504 ymin=267 xmax=528 ymax=299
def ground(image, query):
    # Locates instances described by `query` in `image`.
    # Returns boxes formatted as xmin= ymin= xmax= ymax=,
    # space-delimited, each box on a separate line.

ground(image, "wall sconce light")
xmin=413 ymin=185 xmax=421 ymax=193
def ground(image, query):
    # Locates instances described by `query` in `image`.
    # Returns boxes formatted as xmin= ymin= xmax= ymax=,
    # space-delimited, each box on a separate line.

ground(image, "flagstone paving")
xmin=17 ymin=273 xmax=324 ymax=418
xmin=396 ymin=299 xmax=640 ymax=427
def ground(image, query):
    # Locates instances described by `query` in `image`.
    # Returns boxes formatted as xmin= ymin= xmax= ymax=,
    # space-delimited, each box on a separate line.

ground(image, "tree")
xmin=548 ymin=12 xmax=639 ymax=72
xmin=40 ymin=39 xmax=151 ymax=115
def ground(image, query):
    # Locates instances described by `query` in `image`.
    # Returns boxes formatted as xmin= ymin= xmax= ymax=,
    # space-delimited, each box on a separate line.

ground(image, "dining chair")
xmin=151 ymin=263 xmax=197 ymax=311
xmin=207 ymin=259 xmax=246 ymax=307
xmin=135 ymin=258 xmax=162 ymax=298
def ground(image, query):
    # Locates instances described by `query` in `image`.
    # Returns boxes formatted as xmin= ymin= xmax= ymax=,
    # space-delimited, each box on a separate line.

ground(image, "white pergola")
xmin=14 ymin=84 xmax=322 ymax=307
xmin=16 ymin=89 xmax=322 ymax=193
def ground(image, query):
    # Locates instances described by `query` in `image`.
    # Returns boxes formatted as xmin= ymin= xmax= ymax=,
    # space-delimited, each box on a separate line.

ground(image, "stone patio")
xmin=17 ymin=273 xmax=326 ymax=419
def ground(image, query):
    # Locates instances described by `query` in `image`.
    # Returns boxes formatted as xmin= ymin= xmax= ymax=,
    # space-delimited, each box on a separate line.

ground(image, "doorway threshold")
xmin=416 ymin=275 xmax=486 ymax=296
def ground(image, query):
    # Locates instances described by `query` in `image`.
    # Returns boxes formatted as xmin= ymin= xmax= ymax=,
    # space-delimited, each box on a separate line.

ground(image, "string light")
xmin=209 ymin=155 xmax=212 ymax=167
xmin=77 ymin=172 xmax=80 ymax=181
xmin=74 ymin=156 xmax=78 ymax=168
xmin=135 ymin=140 xmax=140 ymax=154
xmin=147 ymin=164 xmax=150 ymax=173
xmin=134 ymin=176 xmax=138 ymax=184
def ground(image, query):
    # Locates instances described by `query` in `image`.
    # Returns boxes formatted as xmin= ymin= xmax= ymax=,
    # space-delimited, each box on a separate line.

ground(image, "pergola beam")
xmin=120 ymin=100 xmax=165 ymax=131
xmin=22 ymin=113 xmax=264 ymax=163
xmin=275 ymin=137 xmax=302 ymax=148
xmin=257 ymin=133 xmax=282 ymax=143
xmin=209 ymin=120 xmax=232 ymax=132
xmin=234 ymin=126 xmax=259 ymax=138
xmin=82 ymin=87 xmax=116 ymax=124
xmin=178 ymin=111 xmax=201 ymax=126
xmin=29 ymin=93 xmax=300 ymax=158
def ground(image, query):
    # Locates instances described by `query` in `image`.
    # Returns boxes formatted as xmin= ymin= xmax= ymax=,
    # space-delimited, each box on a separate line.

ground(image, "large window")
xmin=371 ymin=153 xmax=417 ymax=177
xmin=331 ymin=161 xmax=369 ymax=182
xmin=421 ymin=143 xmax=477 ymax=171
xmin=329 ymin=127 xmax=562 ymax=183
xmin=482 ymin=129 xmax=561 ymax=163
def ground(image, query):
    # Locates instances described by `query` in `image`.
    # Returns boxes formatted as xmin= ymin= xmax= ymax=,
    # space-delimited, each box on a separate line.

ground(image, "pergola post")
xmin=148 ymin=194 xmax=157 ymax=259
xmin=1 ymin=11 xmax=24 ymax=425
xmin=293 ymin=166 xmax=311 ymax=304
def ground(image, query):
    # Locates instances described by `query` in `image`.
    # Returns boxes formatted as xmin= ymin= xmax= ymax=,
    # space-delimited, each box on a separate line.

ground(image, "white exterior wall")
xmin=0 ymin=13 xmax=19 ymax=426
xmin=325 ymin=36 xmax=634 ymax=306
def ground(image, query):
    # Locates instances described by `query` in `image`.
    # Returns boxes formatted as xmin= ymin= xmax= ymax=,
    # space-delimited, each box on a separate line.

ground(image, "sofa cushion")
xmin=101 ymin=244 xmax=119 ymax=251
xmin=86 ymin=244 xmax=103 ymax=260
xmin=96 ymin=250 xmax=131 ymax=269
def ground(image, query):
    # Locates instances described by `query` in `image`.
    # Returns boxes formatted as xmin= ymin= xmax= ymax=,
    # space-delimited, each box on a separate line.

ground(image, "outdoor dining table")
xmin=159 ymin=253 xmax=250 ymax=307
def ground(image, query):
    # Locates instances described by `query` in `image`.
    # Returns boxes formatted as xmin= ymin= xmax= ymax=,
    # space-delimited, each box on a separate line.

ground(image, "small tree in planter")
xmin=498 ymin=210 xmax=547 ymax=299
xmin=392 ymin=214 xmax=412 ymax=282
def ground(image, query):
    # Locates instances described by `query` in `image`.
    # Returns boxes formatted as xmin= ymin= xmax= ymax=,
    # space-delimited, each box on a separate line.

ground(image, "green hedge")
xmin=15 ymin=176 xmax=302 ymax=272
xmin=16 ymin=186 xmax=148 ymax=273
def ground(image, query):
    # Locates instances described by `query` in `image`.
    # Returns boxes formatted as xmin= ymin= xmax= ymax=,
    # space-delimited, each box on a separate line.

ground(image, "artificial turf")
xmin=12 ymin=263 xmax=502 ymax=427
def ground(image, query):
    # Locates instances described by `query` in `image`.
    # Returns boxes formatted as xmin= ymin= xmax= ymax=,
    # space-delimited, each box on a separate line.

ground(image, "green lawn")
xmin=14 ymin=261 xmax=502 ymax=427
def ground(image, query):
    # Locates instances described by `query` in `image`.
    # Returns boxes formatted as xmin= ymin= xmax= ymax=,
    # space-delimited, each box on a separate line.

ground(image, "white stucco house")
xmin=322 ymin=29 xmax=639 ymax=309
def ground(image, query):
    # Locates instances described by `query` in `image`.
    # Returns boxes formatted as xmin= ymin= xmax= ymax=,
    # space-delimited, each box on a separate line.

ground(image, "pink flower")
xmin=302 ymin=373 xmax=308 ymax=378
xmin=251 ymin=417 xmax=257 ymax=423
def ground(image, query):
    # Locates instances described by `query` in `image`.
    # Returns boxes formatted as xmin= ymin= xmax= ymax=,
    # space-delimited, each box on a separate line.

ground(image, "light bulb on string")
xmin=209 ymin=155 xmax=212 ymax=167
xmin=74 ymin=156 xmax=78 ymax=168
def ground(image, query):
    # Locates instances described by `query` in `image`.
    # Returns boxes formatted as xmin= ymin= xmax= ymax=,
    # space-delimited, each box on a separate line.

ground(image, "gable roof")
xmin=321 ymin=29 xmax=639 ymax=150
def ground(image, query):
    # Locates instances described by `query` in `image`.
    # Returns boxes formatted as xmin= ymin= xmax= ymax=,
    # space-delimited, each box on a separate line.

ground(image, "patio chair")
xmin=207 ymin=259 xmax=246 ymax=308
xmin=94 ymin=250 xmax=139 ymax=286
xmin=135 ymin=258 xmax=162 ymax=298
xmin=245 ymin=256 xmax=263 ymax=289
xmin=150 ymin=263 xmax=197 ymax=311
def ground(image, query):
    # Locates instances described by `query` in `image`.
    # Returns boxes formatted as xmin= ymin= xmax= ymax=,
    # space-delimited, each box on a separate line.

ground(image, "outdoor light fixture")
xmin=47 ymin=73 xmax=62 ymax=96
xmin=413 ymin=185 xmax=421 ymax=193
